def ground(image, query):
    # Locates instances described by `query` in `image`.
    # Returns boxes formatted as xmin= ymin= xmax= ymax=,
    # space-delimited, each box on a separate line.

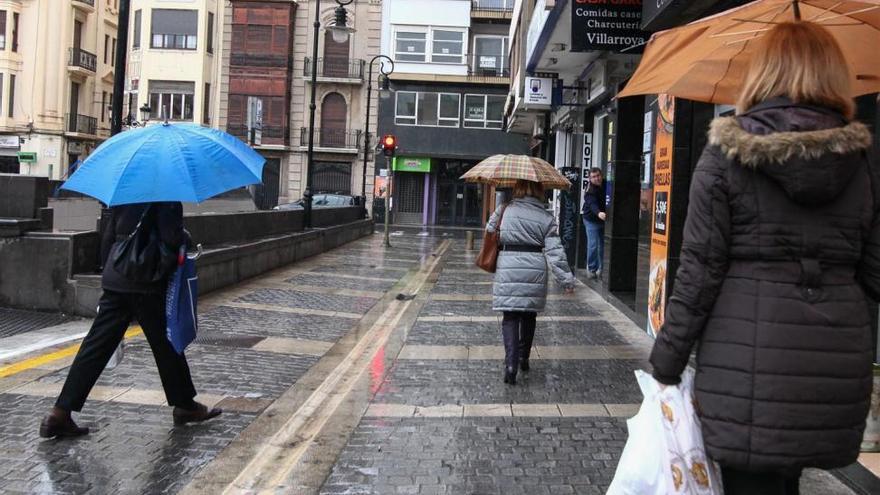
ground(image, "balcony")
xmin=471 ymin=0 xmax=514 ymax=20
xmin=226 ymin=124 xmax=288 ymax=147
xmin=468 ymin=54 xmax=510 ymax=83
xmin=231 ymin=53 xmax=291 ymax=68
xmin=68 ymin=48 xmax=97 ymax=77
xmin=304 ymin=58 xmax=365 ymax=84
xmin=72 ymin=0 xmax=96 ymax=13
xmin=67 ymin=114 xmax=98 ymax=136
xmin=299 ymin=128 xmax=361 ymax=154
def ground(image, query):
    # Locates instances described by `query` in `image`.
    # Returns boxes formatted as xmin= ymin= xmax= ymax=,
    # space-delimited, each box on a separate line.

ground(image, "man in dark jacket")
xmin=40 ymin=202 xmax=221 ymax=438
xmin=582 ymin=168 xmax=606 ymax=278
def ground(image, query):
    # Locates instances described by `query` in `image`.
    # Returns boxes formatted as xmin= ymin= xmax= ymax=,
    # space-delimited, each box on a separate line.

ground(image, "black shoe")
xmin=39 ymin=414 xmax=89 ymax=439
xmin=520 ymin=359 xmax=530 ymax=372
xmin=503 ymin=367 xmax=517 ymax=385
xmin=172 ymin=402 xmax=222 ymax=426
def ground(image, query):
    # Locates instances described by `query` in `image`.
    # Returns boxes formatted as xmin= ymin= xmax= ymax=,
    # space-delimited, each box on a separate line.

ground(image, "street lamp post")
xmin=362 ymin=56 xmax=394 ymax=219
xmin=304 ymin=0 xmax=355 ymax=229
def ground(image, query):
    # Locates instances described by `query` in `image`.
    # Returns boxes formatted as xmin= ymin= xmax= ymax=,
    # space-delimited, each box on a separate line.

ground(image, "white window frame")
xmin=149 ymin=92 xmax=194 ymax=121
xmin=395 ymin=91 xmax=461 ymax=128
xmin=393 ymin=26 xmax=467 ymax=65
xmin=472 ymin=35 xmax=509 ymax=75
xmin=463 ymin=94 xmax=504 ymax=129
xmin=393 ymin=27 xmax=428 ymax=63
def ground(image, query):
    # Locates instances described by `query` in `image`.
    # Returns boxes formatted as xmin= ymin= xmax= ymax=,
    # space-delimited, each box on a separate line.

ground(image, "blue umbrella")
xmin=62 ymin=123 xmax=265 ymax=206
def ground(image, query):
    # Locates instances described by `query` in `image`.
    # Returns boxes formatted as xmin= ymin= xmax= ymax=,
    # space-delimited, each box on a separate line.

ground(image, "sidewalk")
xmin=0 ymin=230 xmax=863 ymax=494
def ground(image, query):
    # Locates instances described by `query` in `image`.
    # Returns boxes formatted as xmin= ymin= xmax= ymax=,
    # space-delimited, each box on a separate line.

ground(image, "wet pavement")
xmin=0 ymin=228 xmax=859 ymax=494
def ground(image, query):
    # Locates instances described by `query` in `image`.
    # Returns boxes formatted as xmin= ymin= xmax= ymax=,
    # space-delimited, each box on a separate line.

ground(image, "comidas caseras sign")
xmin=571 ymin=0 xmax=649 ymax=53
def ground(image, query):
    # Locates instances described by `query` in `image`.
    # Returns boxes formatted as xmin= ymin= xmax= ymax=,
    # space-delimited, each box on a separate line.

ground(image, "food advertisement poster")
xmin=647 ymin=95 xmax=675 ymax=337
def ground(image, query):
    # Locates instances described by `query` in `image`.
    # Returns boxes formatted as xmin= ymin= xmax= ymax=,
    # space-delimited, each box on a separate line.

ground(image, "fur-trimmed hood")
xmin=707 ymin=102 xmax=873 ymax=205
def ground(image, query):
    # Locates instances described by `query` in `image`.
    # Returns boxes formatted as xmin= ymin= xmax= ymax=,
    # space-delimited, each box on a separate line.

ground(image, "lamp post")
xmin=304 ymin=0 xmax=355 ymax=229
xmin=362 ymin=56 xmax=394 ymax=219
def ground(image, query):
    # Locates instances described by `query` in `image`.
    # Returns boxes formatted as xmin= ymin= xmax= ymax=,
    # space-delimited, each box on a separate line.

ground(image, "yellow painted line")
xmin=0 ymin=326 xmax=143 ymax=379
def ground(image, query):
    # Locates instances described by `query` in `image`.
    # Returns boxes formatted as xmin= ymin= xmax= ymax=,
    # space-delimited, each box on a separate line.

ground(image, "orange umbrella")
xmin=619 ymin=0 xmax=880 ymax=104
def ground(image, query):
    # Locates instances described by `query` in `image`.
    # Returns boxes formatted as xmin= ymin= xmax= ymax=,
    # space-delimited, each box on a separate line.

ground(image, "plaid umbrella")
xmin=460 ymin=154 xmax=571 ymax=190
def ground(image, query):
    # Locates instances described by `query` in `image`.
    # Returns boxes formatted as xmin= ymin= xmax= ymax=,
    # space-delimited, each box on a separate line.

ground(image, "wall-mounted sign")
xmin=392 ymin=156 xmax=431 ymax=173
xmin=0 ymin=135 xmax=19 ymax=149
xmin=641 ymin=0 xmax=679 ymax=30
xmin=17 ymin=151 xmax=37 ymax=163
xmin=647 ymin=94 xmax=675 ymax=337
xmin=571 ymin=0 xmax=649 ymax=53
xmin=524 ymin=77 xmax=553 ymax=107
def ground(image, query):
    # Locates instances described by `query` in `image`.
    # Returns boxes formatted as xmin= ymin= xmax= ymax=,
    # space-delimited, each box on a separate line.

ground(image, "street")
xmin=0 ymin=229 xmax=857 ymax=494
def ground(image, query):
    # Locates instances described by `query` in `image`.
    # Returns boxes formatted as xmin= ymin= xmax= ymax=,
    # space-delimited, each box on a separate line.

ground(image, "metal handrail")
xmin=304 ymin=57 xmax=365 ymax=80
xmin=471 ymin=0 xmax=514 ymax=12
xmin=300 ymin=127 xmax=362 ymax=148
xmin=68 ymin=47 xmax=97 ymax=72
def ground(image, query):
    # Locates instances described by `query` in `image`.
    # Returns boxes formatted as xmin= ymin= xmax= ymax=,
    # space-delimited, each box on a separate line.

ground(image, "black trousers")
xmin=721 ymin=467 xmax=801 ymax=495
xmin=501 ymin=311 xmax=537 ymax=371
xmin=56 ymin=290 xmax=197 ymax=412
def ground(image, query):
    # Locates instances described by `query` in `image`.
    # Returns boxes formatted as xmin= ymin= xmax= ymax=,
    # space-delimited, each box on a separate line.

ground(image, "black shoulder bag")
xmin=111 ymin=206 xmax=176 ymax=283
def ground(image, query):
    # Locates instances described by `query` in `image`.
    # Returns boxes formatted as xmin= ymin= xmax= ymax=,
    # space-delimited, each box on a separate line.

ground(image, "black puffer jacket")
xmin=650 ymin=98 xmax=878 ymax=473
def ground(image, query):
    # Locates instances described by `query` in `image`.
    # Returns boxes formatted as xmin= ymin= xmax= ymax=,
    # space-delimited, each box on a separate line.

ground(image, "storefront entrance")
xmin=436 ymin=160 xmax=483 ymax=227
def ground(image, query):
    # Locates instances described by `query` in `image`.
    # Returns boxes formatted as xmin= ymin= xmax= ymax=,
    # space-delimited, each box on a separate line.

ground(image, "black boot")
xmin=503 ymin=366 xmax=517 ymax=385
xmin=501 ymin=313 xmax=520 ymax=384
xmin=39 ymin=407 xmax=89 ymax=439
xmin=519 ymin=313 xmax=536 ymax=372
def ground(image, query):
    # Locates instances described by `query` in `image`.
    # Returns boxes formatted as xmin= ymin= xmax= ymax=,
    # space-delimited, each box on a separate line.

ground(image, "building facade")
xmin=0 ymin=0 xmax=120 ymax=179
xmin=377 ymin=0 xmax=528 ymax=227
xmin=216 ymin=0 xmax=383 ymax=209
xmin=126 ymin=0 xmax=221 ymax=133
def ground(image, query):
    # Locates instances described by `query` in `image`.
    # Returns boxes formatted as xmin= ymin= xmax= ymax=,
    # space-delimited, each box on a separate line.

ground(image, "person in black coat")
xmin=581 ymin=168 xmax=606 ymax=278
xmin=40 ymin=202 xmax=221 ymax=438
xmin=648 ymin=23 xmax=877 ymax=494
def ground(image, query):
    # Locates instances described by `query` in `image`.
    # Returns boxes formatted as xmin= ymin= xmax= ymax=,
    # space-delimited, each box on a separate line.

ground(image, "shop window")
xmin=464 ymin=94 xmax=504 ymax=129
xmin=151 ymin=9 xmax=198 ymax=50
xmin=148 ymin=81 xmax=195 ymax=121
xmin=395 ymin=91 xmax=460 ymax=127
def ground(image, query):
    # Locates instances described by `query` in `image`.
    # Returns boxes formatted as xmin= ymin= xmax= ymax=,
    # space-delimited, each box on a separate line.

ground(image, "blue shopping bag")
xmin=166 ymin=249 xmax=198 ymax=355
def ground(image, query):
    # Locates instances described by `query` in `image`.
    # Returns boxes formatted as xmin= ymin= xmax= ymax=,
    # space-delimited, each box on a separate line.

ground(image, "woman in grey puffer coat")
xmin=487 ymin=179 xmax=576 ymax=384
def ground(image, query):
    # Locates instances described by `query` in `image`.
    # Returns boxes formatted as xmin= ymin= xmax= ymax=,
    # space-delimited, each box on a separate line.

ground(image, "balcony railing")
xmin=69 ymin=48 xmax=97 ymax=72
xmin=230 ymin=53 xmax=291 ymax=68
xmin=472 ymin=0 xmax=515 ymax=13
xmin=226 ymin=124 xmax=288 ymax=145
xmin=304 ymin=58 xmax=365 ymax=81
xmin=73 ymin=0 xmax=96 ymax=7
xmin=68 ymin=114 xmax=97 ymax=135
xmin=469 ymin=54 xmax=510 ymax=79
xmin=300 ymin=127 xmax=362 ymax=150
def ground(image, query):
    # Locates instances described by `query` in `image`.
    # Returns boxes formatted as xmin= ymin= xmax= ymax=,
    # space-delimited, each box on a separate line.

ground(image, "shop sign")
xmin=647 ymin=94 xmax=675 ymax=337
xmin=571 ymin=0 xmax=649 ymax=53
xmin=68 ymin=141 xmax=85 ymax=155
xmin=0 ymin=135 xmax=19 ymax=148
xmin=17 ymin=151 xmax=37 ymax=163
xmin=580 ymin=133 xmax=593 ymax=212
xmin=524 ymin=77 xmax=553 ymax=107
xmin=392 ymin=156 xmax=431 ymax=173
xmin=479 ymin=56 xmax=497 ymax=69
xmin=641 ymin=0 xmax=677 ymax=30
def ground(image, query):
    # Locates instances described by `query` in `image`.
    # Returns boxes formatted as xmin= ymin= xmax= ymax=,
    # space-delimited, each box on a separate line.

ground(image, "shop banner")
xmin=571 ymin=0 xmax=649 ymax=53
xmin=647 ymin=95 xmax=675 ymax=337
xmin=392 ymin=157 xmax=431 ymax=173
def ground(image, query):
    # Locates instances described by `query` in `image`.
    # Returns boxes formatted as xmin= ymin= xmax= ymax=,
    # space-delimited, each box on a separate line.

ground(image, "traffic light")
xmin=381 ymin=135 xmax=397 ymax=157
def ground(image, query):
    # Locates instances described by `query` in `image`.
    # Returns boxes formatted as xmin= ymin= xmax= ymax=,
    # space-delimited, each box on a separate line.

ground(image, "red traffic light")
xmin=381 ymin=135 xmax=397 ymax=156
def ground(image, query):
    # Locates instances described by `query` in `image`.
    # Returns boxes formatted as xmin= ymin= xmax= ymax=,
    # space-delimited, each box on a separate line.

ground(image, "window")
xmin=111 ymin=38 xmax=116 ymax=66
xmin=203 ymin=83 xmax=210 ymax=124
xmin=132 ymin=10 xmax=141 ymax=49
xmin=394 ymin=31 xmax=426 ymax=62
xmin=101 ymin=91 xmax=107 ymax=122
xmin=207 ymin=12 xmax=214 ymax=54
xmin=464 ymin=94 xmax=504 ymax=129
xmin=148 ymin=81 xmax=195 ymax=121
xmin=473 ymin=36 xmax=509 ymax=76
xmin=11 ymin=13 xmax=17 ymax=52
xmin=0 ymin=12 xmax=6 ymax=50
xmin=151 ymin=9 xmax=198 ymax=50
xmin=0 ymin=75 xmax=5 ymax=114
xmin=395 ymin=91 xmax=460 ymax=127
xmin=104 ymin=35 xmax=109 ymax=64
xmin=8 ymin=74 xmax=14 ymax=118
xmin=432 ymin=30 xmax=464 ymax=64
xmin=394 ymin=27 xmax=466 ymax=64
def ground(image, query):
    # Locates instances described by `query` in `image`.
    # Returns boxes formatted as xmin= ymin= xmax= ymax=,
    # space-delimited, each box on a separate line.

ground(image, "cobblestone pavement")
xmin=0 ymin=228 xmax=860 ymax=494
xmin=0 ymin=308 xmax=78 ymax=339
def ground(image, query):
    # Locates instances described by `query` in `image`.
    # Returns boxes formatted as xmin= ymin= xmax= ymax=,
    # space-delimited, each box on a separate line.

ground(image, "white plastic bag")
xmin=607 ymin=368 xmax=723 ymax=495
xmin=105 ymin=342 xmax=125 ymax=369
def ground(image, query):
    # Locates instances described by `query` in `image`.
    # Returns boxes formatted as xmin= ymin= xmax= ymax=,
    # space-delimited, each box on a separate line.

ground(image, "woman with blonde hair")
xmin=649 ymin=22 xmax=877 ymax=494
xmin=487 ymin=179 xmax=575 ymax=385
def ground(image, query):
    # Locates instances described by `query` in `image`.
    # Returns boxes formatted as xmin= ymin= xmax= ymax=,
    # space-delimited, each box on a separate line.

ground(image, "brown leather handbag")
xmin=475 ymin=205 xmax=507 ymax=273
